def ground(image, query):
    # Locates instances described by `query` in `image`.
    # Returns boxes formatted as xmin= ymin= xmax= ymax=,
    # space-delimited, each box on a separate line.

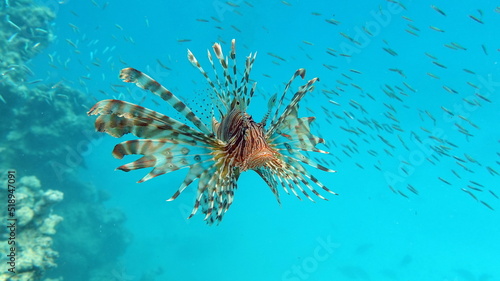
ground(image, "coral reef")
xmin=0 ymin=0 xmax=93 ymax=186
xmin=47 ymin=179 xmax=132 ymax=281
xmin=0 ymin=0 xmax=54 ymax=85
xmin=0 ymin=175 xmax=64 ymax=281
xmin=1 ymin=1 xmax=133 ymax=280
xmin=0 ymin=2 xmax=69 ymax=280
xmin=0 ymin=82 xmax=94 ymax=185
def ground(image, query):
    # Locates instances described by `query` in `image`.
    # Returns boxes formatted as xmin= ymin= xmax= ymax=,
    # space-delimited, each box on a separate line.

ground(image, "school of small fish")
xmin=3 ymin=0 xmax=498 ymax=213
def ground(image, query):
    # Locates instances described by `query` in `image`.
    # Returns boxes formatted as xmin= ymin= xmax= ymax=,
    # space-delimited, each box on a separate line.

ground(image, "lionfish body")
xmin=88 ymin=40 xmax=336 ymax=224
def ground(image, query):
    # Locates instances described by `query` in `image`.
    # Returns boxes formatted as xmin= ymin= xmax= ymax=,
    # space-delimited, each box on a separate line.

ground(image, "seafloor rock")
xmin=0 ymin=175 xmax=63 ymax=281
xmin=47 ymin=180 xmax=132 ymax=281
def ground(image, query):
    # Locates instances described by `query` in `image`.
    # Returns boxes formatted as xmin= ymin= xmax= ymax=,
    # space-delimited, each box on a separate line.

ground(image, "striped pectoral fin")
xmin=198 ymin=172 xmax=220 ymax=222
xmin=116 ymin=155 xmax=157 ymax=172
xmin=276 ymin=142 xmax=336 ymax=173
xmin=185 ymin=160 xmax=239 ymax=225
xmin=284 ymin=157 xmax=338 ymax=196
xmin=267 ymin=165 xmax=303 ymax=201
xmin=270 ymin=129 xmax=327 ymax=154
xmin=88 ymin=99 xmax=141 ymax=119
xmin=269 ymin=68 xmax=307 ymax=127
xmin=268 ymin=102 xmax=335 ymax=173
xmin=113 ymin=147 xmax=171 ymax=183
xmin=273 ymin=162 xmax=327 ymax=202
xmin=112 ymin=139 xmax=166 ymax=159
xmin=283 ymin=168 xmax=317 ymax=202
xmin=290 ymin=114 xmax=326 ymax=147
xmin=96 ymin=115 xmax=211 ymax=146
xmin=89 ymin=99 xmax=170 ymax=129
xmin=94 ymin=114 xmax=134 ymax=138
xmin=136 ymin=166 xmax=171 ymax=183
xmin=203 ymin=189 xmax=217 ymax=222
xmin=167 ymin=162 xmax=209 ymax=202
xmin=287 ymin=166 xmax=329 ymax=201
xmin=94 ymin=114 xmax=171 ymax=139
xmin=270 ymin=103 xmax=325 ymax=148
xmin=112 ymin=139 xmax=215 ymax=183
xmin=267 ymin=76 xmax=319 ymax=138
xmin=89 ymin=99 xmax=215 ymax=144
xmin=134 ymin=158 xmax=193 ymax=183
xmin=119 ymin=67 xmax=211 ymax=135
xmin=187 ymin=166 xmax=216 ymax=220
xmin=255 ymin=167 xmax=281 ymax=205
xmin=201 ymin=172 xmax=239 ymax=224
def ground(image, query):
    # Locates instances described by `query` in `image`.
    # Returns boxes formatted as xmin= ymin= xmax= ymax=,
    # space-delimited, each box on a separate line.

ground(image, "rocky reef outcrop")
xmin=1 ymin=1 xmax=132 ymax=280
xmin=0 ymin=175 xmax=63 ymax=281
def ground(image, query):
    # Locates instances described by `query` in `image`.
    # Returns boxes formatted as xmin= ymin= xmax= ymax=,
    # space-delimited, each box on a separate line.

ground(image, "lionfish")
xmin=88 ymin=39 xmax=337 ymax=224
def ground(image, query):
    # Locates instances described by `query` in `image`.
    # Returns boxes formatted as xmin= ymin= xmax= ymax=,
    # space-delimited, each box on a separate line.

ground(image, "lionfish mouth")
xmin=87 ymin=39 xmax=337 ymax=225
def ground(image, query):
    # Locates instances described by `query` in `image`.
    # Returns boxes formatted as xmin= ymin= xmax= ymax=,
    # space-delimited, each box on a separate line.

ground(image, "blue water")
xmin=25 ymin=0 xmax=500 ymax=280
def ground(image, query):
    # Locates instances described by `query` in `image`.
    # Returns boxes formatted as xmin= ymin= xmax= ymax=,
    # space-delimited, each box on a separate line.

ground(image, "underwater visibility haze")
xmin=0 ymin=0 xmax=499 ymax=280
